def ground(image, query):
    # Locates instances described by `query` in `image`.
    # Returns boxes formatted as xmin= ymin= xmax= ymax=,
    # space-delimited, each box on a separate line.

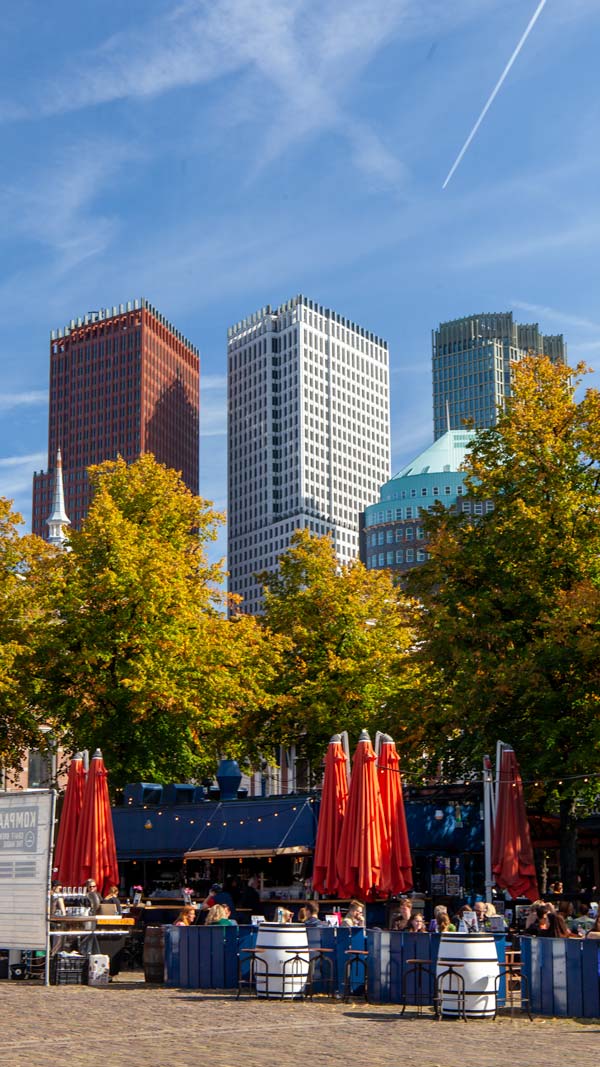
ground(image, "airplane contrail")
xmin=443 ymin=0 xmax=549 ymax=189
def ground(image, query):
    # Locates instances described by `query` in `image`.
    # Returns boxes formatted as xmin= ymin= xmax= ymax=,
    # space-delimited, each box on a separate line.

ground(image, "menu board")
xmin=0 ymin=791 xmax=54 ymax=949
xmin=445 ymin=874 xmax=461 ymax=896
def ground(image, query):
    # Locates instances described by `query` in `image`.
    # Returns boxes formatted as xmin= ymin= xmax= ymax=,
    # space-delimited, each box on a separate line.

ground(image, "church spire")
xmin=46 ymin=449 xmax=71 ymax=547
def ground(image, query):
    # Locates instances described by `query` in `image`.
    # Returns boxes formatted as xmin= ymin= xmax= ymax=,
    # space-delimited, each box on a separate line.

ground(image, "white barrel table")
xmin=436 ymin=932 xmax=499 ymax=1018
xmin=254 ymin=922 xmax=310 ymax=999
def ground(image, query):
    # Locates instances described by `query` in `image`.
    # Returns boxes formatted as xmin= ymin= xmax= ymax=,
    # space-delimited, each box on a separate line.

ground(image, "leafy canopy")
xmin=408 ymin=357 xmax=600 ymax=818
xmin=35 ymin=455 xmax=281 ymax=791
xmin=0 ymin=499 xmax=56 ymax=770
xmin=257 ymin=529 xmax=419 ymax=771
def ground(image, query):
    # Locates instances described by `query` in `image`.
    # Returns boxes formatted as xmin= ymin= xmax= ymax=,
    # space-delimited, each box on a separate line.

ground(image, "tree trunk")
xmin=559 ymin=796 xmax=578 ymax=892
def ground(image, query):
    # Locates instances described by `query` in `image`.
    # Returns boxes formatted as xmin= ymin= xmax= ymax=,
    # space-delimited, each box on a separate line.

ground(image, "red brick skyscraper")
xmin=32 ymin=298 xmax=199 ymax=535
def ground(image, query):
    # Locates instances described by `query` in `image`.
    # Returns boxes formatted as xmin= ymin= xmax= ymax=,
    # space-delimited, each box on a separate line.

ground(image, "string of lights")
xmin=135 ymin=796 xmax=317 ymax=832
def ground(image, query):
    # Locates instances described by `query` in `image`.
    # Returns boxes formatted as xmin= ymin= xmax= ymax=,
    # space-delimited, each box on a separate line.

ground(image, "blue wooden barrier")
xmin=521 ymin=936 xmax=600 ymax=1018
xmin=165 ymin=927 xmax=509 ymax=1004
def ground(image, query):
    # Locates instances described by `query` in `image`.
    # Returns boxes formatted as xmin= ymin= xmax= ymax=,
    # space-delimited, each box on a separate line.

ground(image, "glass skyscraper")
xmin=432 ymin=312 xmax=566 ymax=440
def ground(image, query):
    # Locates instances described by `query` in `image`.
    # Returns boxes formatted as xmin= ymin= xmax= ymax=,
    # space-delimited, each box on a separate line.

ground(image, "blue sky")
xmin=1 ymin=0 xmax=599 ymax=564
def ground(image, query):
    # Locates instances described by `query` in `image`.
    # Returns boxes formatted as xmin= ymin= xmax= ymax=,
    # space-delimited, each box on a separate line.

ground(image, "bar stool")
xmin=401 ymin=959 xmax=435 ymax=1016
xmin=435 ymin=962 xmax=466 ymax=1020
xmin=237 ymin=947 xmax=268 ymax=998
xmin=494 ymin=960 xmax=533 ymax=1020
xmin=343 ymin=948 xmax=369 ymax=1002
xmin=281 ymin=951 xmax=311 ymax=999
xmin=306 ymin=947 xmax=336 ymax=1000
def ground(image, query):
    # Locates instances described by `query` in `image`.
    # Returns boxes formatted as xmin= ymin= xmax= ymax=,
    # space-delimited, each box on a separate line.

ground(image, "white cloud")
xmin=456 ymin=220 xmax=600 ymax=270
xmin=511 ymin=301 xmax=600 ymax=333
xmin=0 ymin=451 xmax=46 ymax=469
xmin=0 ymin=141 xmax=138 ymax=273
xmin=0 ymin=391 xmax=47 ymax=412
xmin=0 ymin=1 xmax=508 ymax=189
xmin=0 ymin=452 xmax=46 ymax=521
xmin=201 ymin=374 xmax=227 ymax=390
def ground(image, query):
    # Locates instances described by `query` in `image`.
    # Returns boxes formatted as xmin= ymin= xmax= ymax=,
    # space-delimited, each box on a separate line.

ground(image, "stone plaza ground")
xmin=0 ymin=974 xmax=598 ymax=1067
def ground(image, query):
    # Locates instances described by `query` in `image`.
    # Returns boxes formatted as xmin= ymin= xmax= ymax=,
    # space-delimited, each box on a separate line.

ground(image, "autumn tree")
xmin=408 ymin=357 xmax=600 ymax=889
xmin=256 ymin=529 xmax=419 ymax=773
xmin=0 ymin=498 xmax=56 ymax=771
xmin=34 ymin=455 xmax=281 ymax=792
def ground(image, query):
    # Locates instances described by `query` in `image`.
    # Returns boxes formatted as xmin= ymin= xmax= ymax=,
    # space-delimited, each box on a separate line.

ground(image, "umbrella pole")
xmin=45 ymin=789 xmax=57 ymax=987
xmin=483 ymin=755 xmax=494 ymax=904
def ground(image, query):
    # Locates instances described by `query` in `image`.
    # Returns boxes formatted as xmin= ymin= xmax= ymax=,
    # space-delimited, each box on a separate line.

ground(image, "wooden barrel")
xmin=255 ymin=922 xmax=309 ymax=998
xmin=143 ymin=925 xmax=165 ymax=984
xmin=436 ymin=933 xmax=499 ymax=1018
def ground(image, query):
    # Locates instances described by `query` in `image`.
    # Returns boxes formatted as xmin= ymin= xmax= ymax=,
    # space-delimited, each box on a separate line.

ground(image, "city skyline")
xmin=2 ymin=2 xmax=600 ymax=568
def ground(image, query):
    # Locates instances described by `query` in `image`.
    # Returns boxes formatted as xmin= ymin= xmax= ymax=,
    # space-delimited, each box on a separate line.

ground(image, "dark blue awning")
xmin=113 ymin=794 xmax=318 ymax=861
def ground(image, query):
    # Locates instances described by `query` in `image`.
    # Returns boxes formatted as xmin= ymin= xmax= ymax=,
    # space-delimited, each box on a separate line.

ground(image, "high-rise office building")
xmin=432 ymin=312 xmax=566 ymax=440
xmin=32 ymin=298 xmax=199 ymax=535
xmin=228 ymin=294 xmax=390 ymax=614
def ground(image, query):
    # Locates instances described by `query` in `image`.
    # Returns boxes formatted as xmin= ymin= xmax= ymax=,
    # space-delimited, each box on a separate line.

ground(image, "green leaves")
xmin=31 ymin=455 xmax=280 ymax=793
xmin=257 ymin=530 xmax=419 ymax=771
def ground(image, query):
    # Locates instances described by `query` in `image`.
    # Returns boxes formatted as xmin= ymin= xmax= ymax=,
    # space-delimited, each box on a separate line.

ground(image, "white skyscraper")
xmin=228 ymin=294 xmax=390 ymax=614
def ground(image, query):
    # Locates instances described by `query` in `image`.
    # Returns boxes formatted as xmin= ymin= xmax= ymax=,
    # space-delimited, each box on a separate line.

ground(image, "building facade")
xmin=228 ymin=294 xmax=390 ymax=613
xmin=432 ymin=312 xmax=566 ymax=440
xmin=361 ymin=430 xmax=491 ymax=576
xmin=32 ymin=299 xmax=199 ymax=535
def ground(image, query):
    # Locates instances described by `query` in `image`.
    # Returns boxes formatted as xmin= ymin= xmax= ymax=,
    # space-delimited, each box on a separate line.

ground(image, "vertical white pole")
xmin=483 ymin=754 xmax=493 ymax=904
xmin=45 ymin=789 xmax=57 ymax=987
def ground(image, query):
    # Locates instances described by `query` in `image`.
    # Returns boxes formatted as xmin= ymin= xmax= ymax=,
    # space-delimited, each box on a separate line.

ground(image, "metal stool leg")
xmin=307 ymin=951 xmax=335 ymax=1000
xmin=282 ymin=952 xmax=310 ymax=1000
xmin=436 ymin=966 xmax=466 ymax=1021
xmin=343 ymin=951 xmax=369 ymax=1002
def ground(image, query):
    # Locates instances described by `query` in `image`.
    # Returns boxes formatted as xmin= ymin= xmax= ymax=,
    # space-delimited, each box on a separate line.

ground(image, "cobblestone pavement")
xmin=0 ymin=975 xmax=598 ymax=1067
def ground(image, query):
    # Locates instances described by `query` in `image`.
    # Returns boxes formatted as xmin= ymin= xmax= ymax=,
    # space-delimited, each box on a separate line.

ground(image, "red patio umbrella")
xmin=53 ymin=752 xmax=86 ymax=886
xmin=492 ymin=746 xmax=539 ymax=901
xmin=72 ymin=749 xmax=119 ymax=896
xmin=336 ymin=730 xmax=391 ymax=900
xmin=378 ymin=735 xmax=413 ymax=895
xmin=313 ymin=734 xmax=349 ymax=895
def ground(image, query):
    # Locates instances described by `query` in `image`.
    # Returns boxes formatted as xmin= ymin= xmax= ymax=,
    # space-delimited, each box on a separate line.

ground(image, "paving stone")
xmin=0 ymin=974 xmax=598 ymax=1067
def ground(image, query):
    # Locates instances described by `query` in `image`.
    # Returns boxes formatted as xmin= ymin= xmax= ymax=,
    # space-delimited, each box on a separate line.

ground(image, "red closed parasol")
xmin=313 ymin=734 xmax=349 ymax=895
xmin=492 ymin=746 xmax=539 ymax=901
xmin=336 ymin=730 xmax=391 ymax=900
xmin=378 ymin=735 xmax=413 ymax=895
xmin=72 ymin=749 xmax=119 ymax=896
xmin=54 ymin=752 xmax=86 ymax=886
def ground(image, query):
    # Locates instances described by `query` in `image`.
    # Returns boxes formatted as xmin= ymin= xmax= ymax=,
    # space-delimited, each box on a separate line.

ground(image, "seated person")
xmin=341 ymin=900 xmax=364 ymax=927
xmin=437 ymin=913 xmax=456 ymax=934
xmin=525 ymin=904 xmax=551 ymax=936
xmin=101 ymin=884 xmax=122 ymax=915
xmin=173 ymin=905 xmax=197 ymax=927
xmin=200 ymin=883 xmax=237 ymax=921
xmin=302 ymin=902 xmax=327 ymax=928
xmin=474 ymin=901 xmax=488 ymax=929
xmin=206 ymin=903 xmax=235 ymax=926
xmin=85 ymin=878 xmax=103 ymax=915
xmin=407 ymin=913 xmax=427 ymax=934
xmin=391 ymin=897 xmax=412 ymax=931
xmin=51 ymin=883 xmax=66 ymax=916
